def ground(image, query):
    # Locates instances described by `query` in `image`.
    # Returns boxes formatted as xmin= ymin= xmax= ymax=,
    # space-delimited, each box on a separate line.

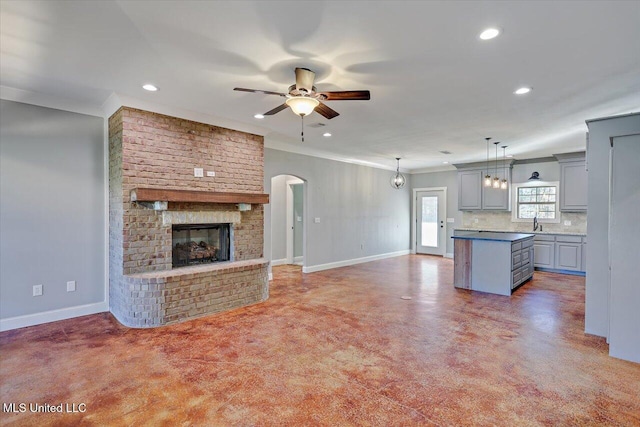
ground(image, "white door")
xmin=416 ymin=190 xmax=446 ymax=255
xmin=609 ymin=134 xmax=640 ymax=362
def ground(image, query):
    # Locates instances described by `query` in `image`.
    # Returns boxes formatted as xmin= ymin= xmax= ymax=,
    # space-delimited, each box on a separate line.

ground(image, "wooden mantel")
xmin=130 ymin=188 xmax=269 ymax=205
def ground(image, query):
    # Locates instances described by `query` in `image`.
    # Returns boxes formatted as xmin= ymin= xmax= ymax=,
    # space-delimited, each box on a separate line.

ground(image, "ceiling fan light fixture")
xmin=253 ymin=114 xmax=264 ymax=119
xmin=286 ymin=96 xmax=319 ymax=116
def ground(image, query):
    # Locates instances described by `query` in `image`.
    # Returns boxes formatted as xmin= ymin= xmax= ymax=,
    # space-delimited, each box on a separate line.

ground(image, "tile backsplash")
xmin=461 ymin=211 xmax=587 ymax=234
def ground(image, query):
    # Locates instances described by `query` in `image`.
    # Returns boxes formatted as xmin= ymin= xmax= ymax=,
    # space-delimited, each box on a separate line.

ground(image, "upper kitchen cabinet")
xmin=455 ymin=161 xmax=513 ymax=211
xmin=458 ymin=170 xmax=482 ymax=210
xmin=555 ymin=152 xmax=587 ymax=212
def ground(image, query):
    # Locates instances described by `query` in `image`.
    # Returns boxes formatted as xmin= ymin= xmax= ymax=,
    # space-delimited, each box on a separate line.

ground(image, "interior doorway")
xmin=414 ymin=187 xmax=447 ymax=256
xmin=270 ymin=175 xmax=305 ymax=267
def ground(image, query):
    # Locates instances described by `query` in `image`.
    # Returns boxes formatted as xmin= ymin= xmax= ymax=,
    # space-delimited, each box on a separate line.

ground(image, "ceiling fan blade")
xmin=314 ymin=102 xmax=340 ymax=120
xmin=234 ymin=87 xmax=287 ymax=97
xmin=263 ymin=103 xmax=289 ymax=116
xmin=295 ymin=68 xmax=316 ymax=93
xmin=318 ymin=90 xmax=371 ymax=101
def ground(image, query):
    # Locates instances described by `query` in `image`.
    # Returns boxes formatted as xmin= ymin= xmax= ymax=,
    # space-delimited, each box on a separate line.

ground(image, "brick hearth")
xmin=108 ymin=107 xmax=268 ymax=327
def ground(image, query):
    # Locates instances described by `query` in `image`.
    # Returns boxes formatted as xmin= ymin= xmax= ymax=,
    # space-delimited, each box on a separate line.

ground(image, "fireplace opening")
xmin=172 ymin=223 xmax=231 ymax=268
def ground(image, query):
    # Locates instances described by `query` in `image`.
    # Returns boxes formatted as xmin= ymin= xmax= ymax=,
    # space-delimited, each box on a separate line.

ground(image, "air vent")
xmin=308 ymin=122 xmax=326 ymax=128
xmin=439 ymin=150 xmax=452 ymax=155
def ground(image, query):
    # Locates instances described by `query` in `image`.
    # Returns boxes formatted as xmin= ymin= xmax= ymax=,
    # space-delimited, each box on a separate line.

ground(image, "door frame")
xmin=285 ymin=178 xmax=303 ymax=264
xmin=411 ymin=187 xmax=447 ymax=255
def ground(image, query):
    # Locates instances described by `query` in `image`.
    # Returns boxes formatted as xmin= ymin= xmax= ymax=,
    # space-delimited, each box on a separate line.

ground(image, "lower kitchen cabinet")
xmin=533 ymin=236 xmax=555 ymax=268
xmin=534 ymin=234 xmax=586 ymax=273
xmin=555 ymin=236 xmax=582 ymax=271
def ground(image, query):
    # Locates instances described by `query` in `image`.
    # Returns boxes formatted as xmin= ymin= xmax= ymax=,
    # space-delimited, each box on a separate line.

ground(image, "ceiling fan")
xmin=234 ymin=67 xmax=370 ymax=141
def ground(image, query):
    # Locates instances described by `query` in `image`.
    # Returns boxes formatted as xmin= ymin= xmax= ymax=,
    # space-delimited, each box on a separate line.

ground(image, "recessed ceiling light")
xmin=443 ymin=161 xmax=449 ymax=164
xmin=507 ymin=155 xmax=514 ymax=158
xmin=254 ymin=114 xmax=264 ymax=119
xmin=479 ymin=28 xmax=500 ymax=40
xmin=142 ymin=84 xmax=158 ymax=92
xmin=514 ymin=87 xmax=532 ymax=95
xmin=323 ymin=132 xmax=332 ymax=137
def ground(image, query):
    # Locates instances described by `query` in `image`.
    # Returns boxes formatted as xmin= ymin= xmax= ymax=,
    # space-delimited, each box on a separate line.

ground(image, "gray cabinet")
xmin=511 ymin=238 xmax=534 ymax=289
xmin=555 ymin=237 xmax=582 ymax=271
xmin=455 ymin=161 xmax=513 ymax=211
xmin=482 ymin=175 xmax=510 ymax=210
xmin=458 ymin=170 xmax=482 ymax=210
xmin=534 ymin=235 xmax=555 ymax=268
xmin=556 ymin=152 xmax=587 ymax=211
xmin=534 ymin=233 xmax=585 ymax=273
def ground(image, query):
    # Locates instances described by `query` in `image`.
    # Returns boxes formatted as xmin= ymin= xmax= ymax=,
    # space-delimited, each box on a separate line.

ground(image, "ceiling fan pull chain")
xmin=301 ymin=114 xmax=304 ymax=142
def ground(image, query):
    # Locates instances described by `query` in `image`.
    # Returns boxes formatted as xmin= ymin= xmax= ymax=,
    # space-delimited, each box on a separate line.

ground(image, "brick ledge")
xmin=126 ymin=258 xmax=268 ymax=280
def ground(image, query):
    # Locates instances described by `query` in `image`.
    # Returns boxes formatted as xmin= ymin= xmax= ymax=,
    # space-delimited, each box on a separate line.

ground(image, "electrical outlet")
xmin=564 ymin=220 xmax=572 ymax=226
xmin=194 ymin=168 xmax=204 ymax=177
xmin=33 ymin=284 xmax=43 ymax=297
xmin=474 ymin=218 xmax=479 ymax=223
xmin=67 ymin=281 xmax=76 ymax=292
xmin=206 ymin=171 xmax=215 ymax=177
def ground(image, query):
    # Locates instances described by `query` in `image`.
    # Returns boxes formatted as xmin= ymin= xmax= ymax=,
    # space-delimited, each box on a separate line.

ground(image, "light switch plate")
xmin=564 ymin=220 xmax=572 ymax=226
xmin=314 ymin=217 xmax=320 ymax=223
xmin=67 ymin=281 xmax=76 ymax=292
xmin=33 ymin=284 xmax=43 ymax=297
xmin=447 ymin=218 xmax=455 ymax=223
xmin=194 ymin=168 xmax=204 ymax=177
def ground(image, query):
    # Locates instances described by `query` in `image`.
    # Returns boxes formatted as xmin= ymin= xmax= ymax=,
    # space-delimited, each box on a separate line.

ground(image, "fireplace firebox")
xmin=172 ymin=223 xmax=231 ymax=268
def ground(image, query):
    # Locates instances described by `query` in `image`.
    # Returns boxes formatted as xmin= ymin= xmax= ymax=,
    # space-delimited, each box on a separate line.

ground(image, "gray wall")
xmin=586 ymin=113 xmax=640 ymax=340
xmin=269 ymin=174 xmax=289 ymax=261
xmin=0 ymin=100 xmax=105 ymax=319
xmin=264 ymin=149 xmax=411 ymax=272
xmin=293 ymin=183 xmax=303 ymax=258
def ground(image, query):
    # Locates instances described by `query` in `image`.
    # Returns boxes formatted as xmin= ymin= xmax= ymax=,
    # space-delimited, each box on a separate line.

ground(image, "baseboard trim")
xmin=302 ymin=250 xmax=410 ymax=274
xmin=444 ymin=252 xmax=454 ymax=259
xmin=0 ymin=301 xmax=109 ymax=332
xmin=270 ymin=258 xmax=287 ymax=267
xmin=294 ymin=256 xmax=303 ymax=263
xmin=534 ymin=267 xmax=586 ymax=276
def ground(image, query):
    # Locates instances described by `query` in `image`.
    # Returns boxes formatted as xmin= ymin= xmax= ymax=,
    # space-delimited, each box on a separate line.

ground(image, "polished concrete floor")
xmin=1 ymin=255 xmax=639 ymax=426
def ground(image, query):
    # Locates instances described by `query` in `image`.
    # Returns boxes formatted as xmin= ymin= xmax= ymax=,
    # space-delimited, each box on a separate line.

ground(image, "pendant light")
xmin=492 ymin=141 xmax=500 ymax=188
xmin=501 ymin=145 xmax=508 ymax=190
xmin=390 ymin=157 xmax=406 ymax=189
xmin=484 ymin=137 xmax=492 ymax=187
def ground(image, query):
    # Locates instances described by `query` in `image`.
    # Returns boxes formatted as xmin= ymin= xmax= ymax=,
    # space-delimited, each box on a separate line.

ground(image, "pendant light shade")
xmin=484 ymin=137 xmax=492 ymax=187
xmin=492 ymin=141 xmax=500 ymax=188
xmin=500 ymin=145 xmax=508 ymax=189
xmin=391 ymin=157 xmax=406 ymax=189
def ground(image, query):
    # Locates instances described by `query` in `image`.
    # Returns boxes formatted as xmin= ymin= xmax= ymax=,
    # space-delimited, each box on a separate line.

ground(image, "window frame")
xmin=511 ymin=181 xmax=561 ymax=223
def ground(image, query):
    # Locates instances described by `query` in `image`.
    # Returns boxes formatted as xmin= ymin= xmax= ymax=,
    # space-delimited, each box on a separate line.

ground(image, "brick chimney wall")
xmin=108 ymin=107 xmax=268 ymax=327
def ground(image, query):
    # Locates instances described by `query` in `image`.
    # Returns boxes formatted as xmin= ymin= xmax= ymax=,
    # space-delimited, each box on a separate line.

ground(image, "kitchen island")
xmin=452 ymin=232 xmax=535 ymax=296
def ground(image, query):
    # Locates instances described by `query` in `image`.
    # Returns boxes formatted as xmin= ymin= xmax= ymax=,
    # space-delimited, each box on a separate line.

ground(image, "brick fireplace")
xmin=109 ymin=107 xmax=269 ymax=327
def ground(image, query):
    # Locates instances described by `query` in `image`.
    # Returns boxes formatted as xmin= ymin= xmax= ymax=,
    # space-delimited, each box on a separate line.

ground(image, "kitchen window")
xmin=512 ymin=181 xmax=561 ymax=223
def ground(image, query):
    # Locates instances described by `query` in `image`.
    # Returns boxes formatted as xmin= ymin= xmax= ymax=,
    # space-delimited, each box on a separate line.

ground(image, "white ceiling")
xmin=1 ymin=1 xmax=639 ymax=172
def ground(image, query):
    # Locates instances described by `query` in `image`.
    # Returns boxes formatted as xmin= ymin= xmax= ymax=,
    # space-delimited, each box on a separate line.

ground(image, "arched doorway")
xmin=269 ymin=174 xmax=306 ymax=268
